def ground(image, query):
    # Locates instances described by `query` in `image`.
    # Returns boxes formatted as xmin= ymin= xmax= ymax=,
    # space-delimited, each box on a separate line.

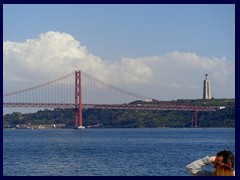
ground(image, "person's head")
xmin=214 ymin=150 xmax=234 ymax=169
xmin=212 ymin=165 xmax=234 ymax=176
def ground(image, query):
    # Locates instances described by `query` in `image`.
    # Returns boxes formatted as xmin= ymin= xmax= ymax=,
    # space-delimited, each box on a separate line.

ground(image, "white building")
xmin=144 ymin=99 xmax=153 ymax=102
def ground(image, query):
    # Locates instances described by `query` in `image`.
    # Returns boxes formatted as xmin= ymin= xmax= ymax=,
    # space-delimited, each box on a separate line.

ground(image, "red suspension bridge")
xmin=3 ymin=70 xmax=218 ymax=128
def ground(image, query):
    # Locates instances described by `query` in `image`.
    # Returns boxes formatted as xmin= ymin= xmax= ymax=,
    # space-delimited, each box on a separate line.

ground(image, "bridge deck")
xmin=3 ymin=102 xmax=217 ymax=111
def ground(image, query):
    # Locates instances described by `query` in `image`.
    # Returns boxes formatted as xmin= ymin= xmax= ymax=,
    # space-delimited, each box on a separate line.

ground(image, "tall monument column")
xmin=203 ymin=74 xmax=211 ymax=99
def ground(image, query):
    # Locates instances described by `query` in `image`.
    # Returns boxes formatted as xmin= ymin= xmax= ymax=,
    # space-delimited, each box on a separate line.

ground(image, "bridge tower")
xmin=192 ymin=106 xmax=198 ymax=128
xmin=74 ymin=70 xmax=83 ymax=128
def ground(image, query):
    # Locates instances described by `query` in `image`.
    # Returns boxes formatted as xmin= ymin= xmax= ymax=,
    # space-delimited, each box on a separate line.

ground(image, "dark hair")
xmin=217 ymin=150 xmax=235 ymax=168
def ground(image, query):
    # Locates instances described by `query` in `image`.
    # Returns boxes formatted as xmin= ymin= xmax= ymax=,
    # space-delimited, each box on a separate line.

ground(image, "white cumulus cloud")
xmin=3 ymin=31 xmax=235 ymax=100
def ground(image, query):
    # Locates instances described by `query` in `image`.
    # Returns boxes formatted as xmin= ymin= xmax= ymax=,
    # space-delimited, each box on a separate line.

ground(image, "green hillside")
xmin=3 ymin=98 xmax=235 ymax=128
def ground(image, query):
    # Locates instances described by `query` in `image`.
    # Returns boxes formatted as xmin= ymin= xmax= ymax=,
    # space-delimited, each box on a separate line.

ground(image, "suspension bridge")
xmin=3 ymin=70 xmax=218 ymax=128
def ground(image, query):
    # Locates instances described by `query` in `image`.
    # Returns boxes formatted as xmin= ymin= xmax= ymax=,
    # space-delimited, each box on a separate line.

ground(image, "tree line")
xmin=3 ymin=99 xmax=235 ymax=128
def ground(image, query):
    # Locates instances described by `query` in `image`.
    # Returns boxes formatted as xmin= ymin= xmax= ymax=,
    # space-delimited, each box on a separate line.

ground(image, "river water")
xmin=3 ymin=128 xmax=235 ymax=176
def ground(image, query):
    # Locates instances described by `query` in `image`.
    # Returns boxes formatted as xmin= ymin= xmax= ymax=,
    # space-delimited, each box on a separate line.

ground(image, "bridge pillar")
xmin=75 ymin=70 xmax=83 ymax=127
xmin=192 ymin=106 xmax=198 ymax=128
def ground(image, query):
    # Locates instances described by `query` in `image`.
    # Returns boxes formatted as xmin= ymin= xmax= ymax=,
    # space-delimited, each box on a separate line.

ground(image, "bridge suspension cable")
xmin=3 ymin=69 xmax=218 ymax=128
xmin=3 ymin=70 xmax=150 ymax=105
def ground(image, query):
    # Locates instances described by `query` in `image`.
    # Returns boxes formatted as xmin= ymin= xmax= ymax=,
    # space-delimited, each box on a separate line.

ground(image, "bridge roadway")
xmin=3 ymin=102 xmax=217 ymax=112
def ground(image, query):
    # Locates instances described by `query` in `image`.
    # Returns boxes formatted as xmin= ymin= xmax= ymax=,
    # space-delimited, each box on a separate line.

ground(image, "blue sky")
xmin=3 ymin=4 xmax=235 ymax=108
xmin=4 ymin=4 xmax=235 ymax=62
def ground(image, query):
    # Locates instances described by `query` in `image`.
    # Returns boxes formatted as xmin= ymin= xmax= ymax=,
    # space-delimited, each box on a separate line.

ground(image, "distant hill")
xmin=3 ymin=98 xmax=235 ymax=128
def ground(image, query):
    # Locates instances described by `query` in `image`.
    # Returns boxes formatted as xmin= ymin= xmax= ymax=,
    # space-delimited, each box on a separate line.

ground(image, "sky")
xmin=3 ymin=4 xmax=235 ymax=110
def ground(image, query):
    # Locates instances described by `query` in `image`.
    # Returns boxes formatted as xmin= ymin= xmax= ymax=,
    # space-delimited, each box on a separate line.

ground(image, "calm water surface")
xmin=3 ymin=128 xmax=235 ymax=176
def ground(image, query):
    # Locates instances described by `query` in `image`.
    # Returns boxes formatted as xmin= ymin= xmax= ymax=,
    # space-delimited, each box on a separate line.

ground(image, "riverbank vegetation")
xmin=3 ymin=98 xmax=235 ymax=128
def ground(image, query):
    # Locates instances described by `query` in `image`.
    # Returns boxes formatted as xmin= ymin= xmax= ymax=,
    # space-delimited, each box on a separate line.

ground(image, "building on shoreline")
xmin=4 ymin=124 xmax=66 ymax=129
